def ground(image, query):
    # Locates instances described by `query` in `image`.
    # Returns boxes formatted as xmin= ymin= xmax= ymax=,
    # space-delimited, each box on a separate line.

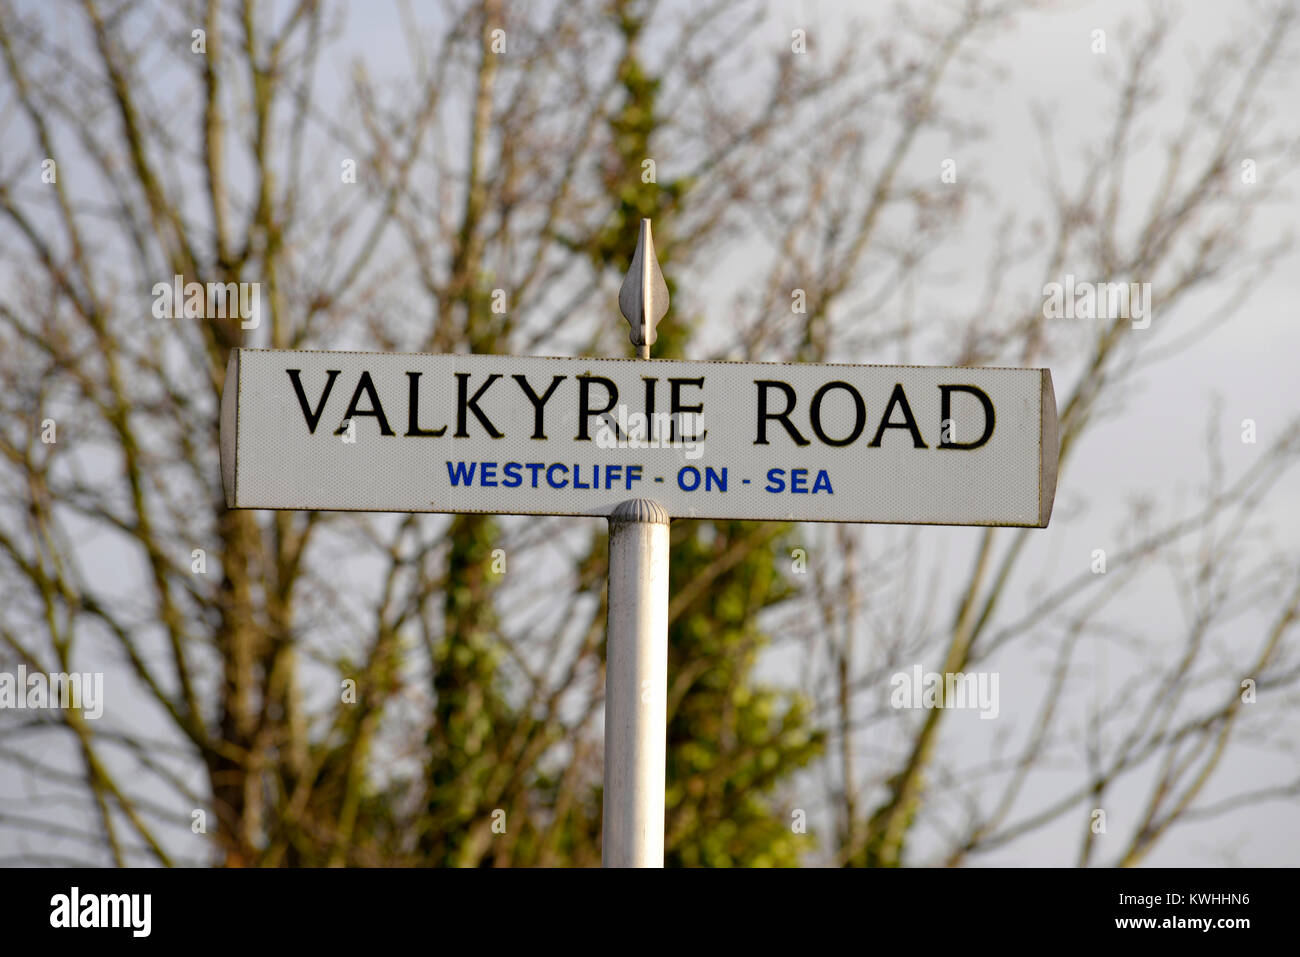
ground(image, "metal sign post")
xmin=602 ymin=498 xmax=670 ymax=867
xmin=217 ymin=218 xmax=1059 ymax=869
xmin=601 ymin=221 xmax=672 ymax=867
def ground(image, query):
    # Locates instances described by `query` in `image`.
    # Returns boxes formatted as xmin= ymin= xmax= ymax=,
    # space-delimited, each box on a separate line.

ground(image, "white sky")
xmin=1 ymin=0 xmax=1296 ymax=868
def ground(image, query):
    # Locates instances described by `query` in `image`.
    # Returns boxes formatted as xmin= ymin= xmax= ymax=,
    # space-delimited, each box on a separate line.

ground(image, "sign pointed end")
xmin=1038 ymin=369 xmax=1059 ymax=527
xmin=220 ymin=349 xmax=240 ymax=508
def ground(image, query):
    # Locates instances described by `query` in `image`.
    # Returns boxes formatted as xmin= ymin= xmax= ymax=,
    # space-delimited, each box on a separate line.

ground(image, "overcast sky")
xmin=2 ymin=0 xmax=1296 ymax=868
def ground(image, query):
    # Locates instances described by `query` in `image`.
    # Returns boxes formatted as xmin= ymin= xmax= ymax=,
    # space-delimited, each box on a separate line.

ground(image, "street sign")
xmin=218 ymin=218 xmax=1061 ymax=867
xmin=220 ymin=348 xmax=1058 ymax=527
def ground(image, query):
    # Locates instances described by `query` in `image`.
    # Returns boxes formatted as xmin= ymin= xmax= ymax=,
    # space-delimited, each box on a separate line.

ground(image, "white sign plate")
xmin=220 ymin=349 xmax=1058 ymax=526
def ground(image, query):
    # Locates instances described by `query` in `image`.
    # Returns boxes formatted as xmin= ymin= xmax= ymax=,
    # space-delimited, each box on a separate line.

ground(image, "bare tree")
xmin=0 ymin=0 xmax=1295 ymax=867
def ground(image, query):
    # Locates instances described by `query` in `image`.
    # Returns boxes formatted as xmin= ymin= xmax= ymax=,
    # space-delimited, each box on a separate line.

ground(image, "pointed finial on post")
xmin=619 ymin=219 xmax=669 ymax=359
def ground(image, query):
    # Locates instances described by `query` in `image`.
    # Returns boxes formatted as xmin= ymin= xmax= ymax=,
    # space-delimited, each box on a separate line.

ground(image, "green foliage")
xmin=663 ymin=522 xmax=824 ymax=866
xmin=586 ymin=2 xmax=825 ymax=866
xmin=421 ymin=511 xmax=513 ymax=864
xmin=401 ymin=0 xmax=824 ymax=867
xmin=854 ymin=770 xmax=921 ymax=868
xmin=584 ymin=4 xmax=691 ymax=320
